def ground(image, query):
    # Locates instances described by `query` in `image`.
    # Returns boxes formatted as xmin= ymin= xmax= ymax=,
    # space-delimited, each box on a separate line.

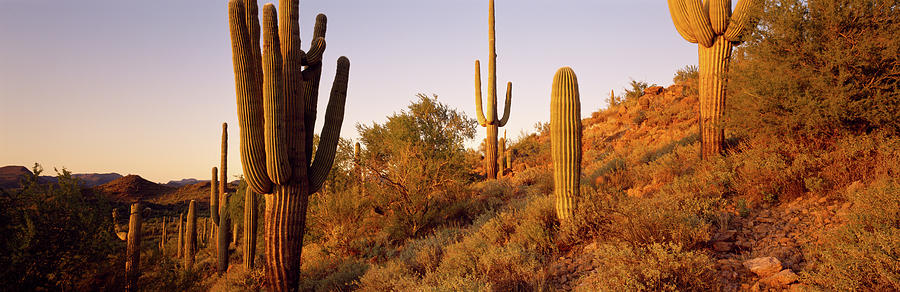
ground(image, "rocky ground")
xmin=544 ymin=190 xmax=853 ymax=291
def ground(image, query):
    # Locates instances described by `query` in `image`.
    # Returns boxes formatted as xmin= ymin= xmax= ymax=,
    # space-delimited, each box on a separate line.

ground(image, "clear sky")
xmin=0 ymin=0 xmax=699 ymax=183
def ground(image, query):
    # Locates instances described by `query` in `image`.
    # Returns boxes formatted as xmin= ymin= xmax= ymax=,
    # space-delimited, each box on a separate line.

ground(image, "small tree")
xmin=357 ymin=94 xmax=477 ymax=239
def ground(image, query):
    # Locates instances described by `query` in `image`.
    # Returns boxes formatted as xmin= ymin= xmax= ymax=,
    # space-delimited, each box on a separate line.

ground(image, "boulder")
xmin=644 ymin=86 xmax=664 ymax=95
xmin=743 ymin=257 xmax=783 ymax=278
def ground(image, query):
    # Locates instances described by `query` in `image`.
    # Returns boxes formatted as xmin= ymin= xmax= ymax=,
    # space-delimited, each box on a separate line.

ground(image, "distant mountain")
xmin=93 ymin=175 xmax=174 ymax=203
xmin=164 ymin=178 xmax=208 ymax=188
xmin=73 ymin=173 xmax=123 ymax=187
xmin=0 ymin=165 xmax=59 ymax=190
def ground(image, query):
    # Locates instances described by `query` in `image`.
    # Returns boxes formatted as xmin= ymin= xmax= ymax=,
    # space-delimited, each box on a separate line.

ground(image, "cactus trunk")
xmin=243 ymin=188 xmax=258 ymax=269
xmin=177 ymin=213 xmax=183 ymax=258
xmin=698 ymin=36 xmax=732 ymax=159
xmin=228 ymin=0 xmax=350 ymax=289
xmin=159 ymin=217 xmax=166 ymax=254
xmin=550 ymin=67 xmax=582 ymax=221
xmin=485 ymin=125 xmax=499 ymax=179
xmin=123 ymin=203 xmax=143 ymax=292
xmin=184 ymin=200 xmax=197 ymax=269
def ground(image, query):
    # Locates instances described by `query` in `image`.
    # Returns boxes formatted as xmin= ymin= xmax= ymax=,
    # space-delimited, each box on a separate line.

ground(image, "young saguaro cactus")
xmin=550 ymin=67 xmax=582 ymax=221
xmin=211 ymin=122 xmax=231 ymax=274
xmin=176 ymin=213 xmax=183 ymax=258
xmin=498 ymin=130 xmax=507 ymax=176
xmin=667 ymin=0 xmax=756 ymax=159
xmin=227 ymin=0 xmax=350 ymax=290
xmin=184 ymin=200 xmax=197 ymax=270
xmin=475 ymin=0 xmax=513 ymax=180
xmin=112 ymin=203 xmax=148 ymax=292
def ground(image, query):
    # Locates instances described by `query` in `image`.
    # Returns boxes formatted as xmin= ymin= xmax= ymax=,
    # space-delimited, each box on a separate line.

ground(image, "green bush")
xmin=579 ymin=242 xmax=719 ymax=291
xmin=729 ymin=0 xmax=900 ymax=138
xmin=804 ymin=178 xmax=900 ymax=290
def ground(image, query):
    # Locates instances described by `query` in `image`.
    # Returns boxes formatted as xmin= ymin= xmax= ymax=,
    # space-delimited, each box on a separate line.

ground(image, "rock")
xmin=743 ymin=257 xmax=783 ymax=278
xmin=712 ymin=241 xmax=733 ymax=252
xmin=788 ymin=283 xmax=810 ymax=292
xmin=644 ymin=86 xmax=664 ymax=95
xmin=717 ymin=229 xmax=738 ymax=241
xmin=759 ymin=269 xmax=799 ymax=288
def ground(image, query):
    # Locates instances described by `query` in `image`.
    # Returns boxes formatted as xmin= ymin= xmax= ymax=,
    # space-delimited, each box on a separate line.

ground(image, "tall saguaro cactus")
xmin=211 ymin=122 xmax=231 ymax=274
xmin=227 ymin=0 xmax=350 ymax=290
xmin=550 ymin=67 xmax=582 ymax=221
xmin=112 ymin=203 xmax=146 ymax=292
xmin=475 ymin=0 xmax=513 ymax=180
xmin=176 ymin=213 xmax=183 ymax=258
xmin=159 ymin=217 xmax=167 ymax=254
xmin=184 ymin=200 xmax=197 ymax=269
xmin=667 ymin=0 xmax=755 ymax=159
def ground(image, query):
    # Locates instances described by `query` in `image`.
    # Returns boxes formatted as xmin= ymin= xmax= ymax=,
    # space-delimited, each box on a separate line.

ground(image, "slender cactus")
xmin=209 ymin=122 xmax=231 ymax=274
xmin=184 ymin=200 xmax=197 ymax=269
xmin=498 ymin=131 xmax=506 ymax=177
xmin=475 ymin=0 xmax=513 ymax=180
xmin=228 ymin=0 xmax=350 ymax=289
xmin=243 ymin=188 xmax=258 ymax=269
xmin=112 ymin=203 xmax=147 ymax=292
xmin=551 ymin=67 xmax=582 ymax=221
xmin=667 ymin=0 xmax=756 ymax=159
xmin=176 ymin=213 xmax=183 ymax=258
xmin=159 ymin=217 xmax=167 ymax=254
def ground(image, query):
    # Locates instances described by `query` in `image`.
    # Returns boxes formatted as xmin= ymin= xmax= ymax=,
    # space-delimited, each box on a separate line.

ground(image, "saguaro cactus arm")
xmin=474 ymin=60 xmax=488 ymax=127
xmin=230 ymin=0 xmax=272 ymax=195
xmin=724 ymin=0 xmax=755 ymax=42
xmin=498 ymin=82 xmax=512 ymax=127
xmin=308 ymin=57 xmax=350 ymax=193
xmin=668 ymin=0 xmax=699 ymax=43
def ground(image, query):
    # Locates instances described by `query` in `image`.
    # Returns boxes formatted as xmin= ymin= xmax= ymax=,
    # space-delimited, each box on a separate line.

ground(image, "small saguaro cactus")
xmin=609 ymin=90 xmax=617 ymax=108
xmin=176 ymin=213 xmax=183 ymax=258
xmin=667 ymin=0 xmax=756 ymax=159
xmin=505 ymin=148 xmax=513 ymax=171
xmin=227 ymin=0 xmax=350 ymax=289
xmin=498 ymin=130 xmax=507 ymax=177
xmin=475 ymin=0 xmax=513 ymax=180
xmin=184 ymin=200 xmax=197 ymax=269
xmin=112 ymin=202 xmax=149 ymax=292
xmin=211 ymin=122 xmax=231 ymax=274
xmin=159 ymin=217 xmax=167 ymax=254
xmin=550 ymin=67 xmax=582 ymax=221
xmin=243 ymin=188 xmax=258 ymax=269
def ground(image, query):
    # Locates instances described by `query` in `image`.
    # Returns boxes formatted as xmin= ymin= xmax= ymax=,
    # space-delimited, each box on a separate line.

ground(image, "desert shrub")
xmin=578 ymin=242 xmax=719 ymax=291
xmin=729 ymin=0 xmax=900 ymax=138
xmin=0 ymin=164 xmax=118 ymax=290
xmin=672 ymin=65 xmax=698 ymax=84
xmin=804 ymin=178 xmax=900 ymax=290
xmin=512 ymin=166 xmax=553 ymax=195
xmin=299 ymin=254 xmax=369 ymax=292
xmin=623 ymin=79 xmax=655 ymax=102
xmin=357 ymin=94 xmax=477 ymax=241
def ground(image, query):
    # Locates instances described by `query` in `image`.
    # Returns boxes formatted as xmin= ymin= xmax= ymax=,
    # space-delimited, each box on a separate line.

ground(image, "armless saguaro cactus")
xmin=159 ymin=217 xmax=167 ymax=254
xmin=475 ymin=0 xmax=513 ymax=180
xmin=211 ymin=122 xmax=231 ymax=274
xmin=550 ymin=67 xmax=582 ymax=221
xmin=176 ymin=213 xmax=183 ymax=258
xmin=498 ymin=131 xmax=507 ymax=176
xmin=667 ymin=0 xmax=755 ymax=159
xmin=112 ymin=203 xmax=147 ymax=292
xmin=228 ymin=1 xmax=350 ymax=290
xmin=184 ymin=200 xmax=197 ymax=270
xmin=243 ymin=188 xmax=258 ymax=269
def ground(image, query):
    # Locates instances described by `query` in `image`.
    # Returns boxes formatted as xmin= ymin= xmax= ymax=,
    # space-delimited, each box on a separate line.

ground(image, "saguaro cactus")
xmin=475 ymin=0 xmax=513 ymax=180
xmin=176 ymin=213 xmax=183 ymax=258
xmin=211 ymin=122 xmax=231 ymax=274
xmin=184 ymin=200 xmax=197 ymax=269
xmin=498 ymin=131 xmax=507 ymax=176
xmin=550 ymin=67 xmax=582 ymax=221
xmin=159 ymin=217 xmax=167 ymax=254
xmin=227 ymin=0 xmax=350 ymax=290
xmin=112 ymin=203 xmax=147 ymax=292
xmin=667 ymin=0 xmax=755 ymax=159
xmin=243 ymin=188 xmax=258 ymax=269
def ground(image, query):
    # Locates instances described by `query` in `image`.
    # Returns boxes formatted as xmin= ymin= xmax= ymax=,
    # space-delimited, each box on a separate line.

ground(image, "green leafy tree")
xmin=357 ymin=94 xmax=477 ymax=240
xmin=729 ymin=0 xmax=900 ymax=138
xmin=0 ymin=164 xmax=117 ymax=290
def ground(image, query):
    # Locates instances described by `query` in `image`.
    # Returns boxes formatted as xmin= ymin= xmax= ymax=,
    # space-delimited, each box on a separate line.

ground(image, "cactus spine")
xmin=475 ymin=0 xmax=513 ymax=180
xmin=243 ymin=188 xmax=258 ymax=269
xmin=228 ymin=0 xmax=350 ymax=289
xmin=551 ymin=67 xmax=582 ymax=221
xmin=112 ymin=203 xmax=145 ymax=292
xmin=184 ymin=200 xmax=197 ymax=269
xmin=667 ymin=0 xmax=755 ymax=159
xmin=211 ymin=122 xmax=231 ymax=274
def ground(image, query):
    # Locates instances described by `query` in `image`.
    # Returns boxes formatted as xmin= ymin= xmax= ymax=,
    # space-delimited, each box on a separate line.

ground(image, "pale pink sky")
xmin=1 ymin=0 xmax=701 ymax=182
